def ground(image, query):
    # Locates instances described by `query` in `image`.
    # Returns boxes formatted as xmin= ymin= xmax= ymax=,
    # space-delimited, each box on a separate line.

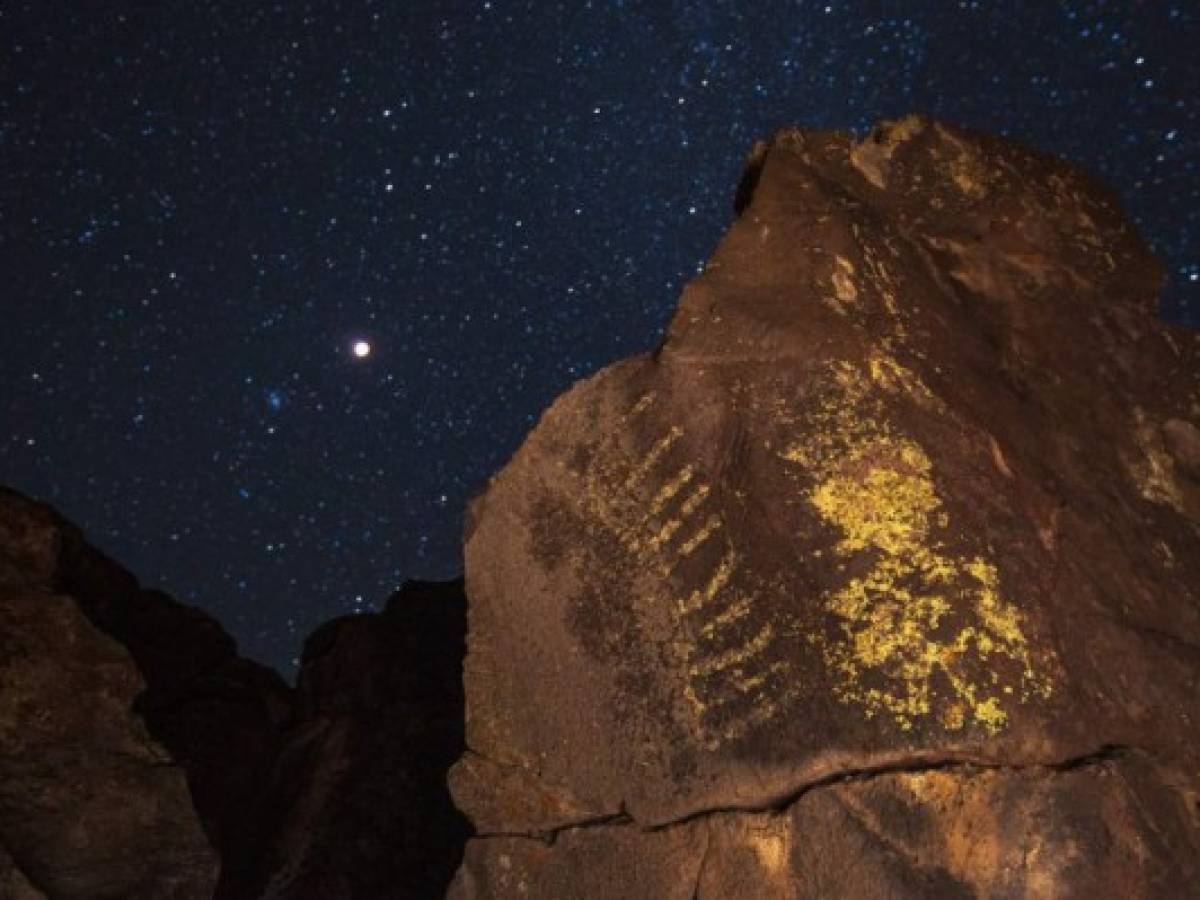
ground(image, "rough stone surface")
xmin=452 ymin=751 xmax=1200 ymax=899
xmin=0 ymin=493 xmax=219 ymax=899
xmin=0 ymin=486 xmax=295 ymax=898
xmin=0 ymin=487 xmax=472 ymax=899
xmin=248 ymin=579 xmax=472 ymax=900
xmin=450 ymin=116 xmax=1200 ymax=896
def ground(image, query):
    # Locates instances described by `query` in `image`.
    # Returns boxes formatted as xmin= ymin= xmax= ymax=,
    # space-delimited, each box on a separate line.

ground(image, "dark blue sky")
xmin=3 ymin=1 xmax=1197 ymax=676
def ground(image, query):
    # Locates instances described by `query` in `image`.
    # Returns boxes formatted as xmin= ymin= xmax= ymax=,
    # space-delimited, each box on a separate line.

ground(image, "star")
xmin=4 ymin=1 xmax=1196 ymax=680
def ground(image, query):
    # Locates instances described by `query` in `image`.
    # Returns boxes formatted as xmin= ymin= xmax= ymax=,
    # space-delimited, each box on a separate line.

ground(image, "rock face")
xmin=247 ymin=580 xmax=471 ymax=899
xmin=0 ymin=487 xmax=471 ymax=899
xmin=449 ymin=116 xmax=1200 ymax=896
xmin=0 ymin=489 xmax=219 ymax=898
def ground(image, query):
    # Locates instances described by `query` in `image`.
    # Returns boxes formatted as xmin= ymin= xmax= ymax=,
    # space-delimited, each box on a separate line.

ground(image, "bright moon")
xmin=352 ymin=340 xmax=371 ymax=359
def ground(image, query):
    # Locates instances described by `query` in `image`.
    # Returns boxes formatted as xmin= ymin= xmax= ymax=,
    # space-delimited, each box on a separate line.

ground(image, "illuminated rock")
xmin=449 ymin=117 xmax=1200 ymax=896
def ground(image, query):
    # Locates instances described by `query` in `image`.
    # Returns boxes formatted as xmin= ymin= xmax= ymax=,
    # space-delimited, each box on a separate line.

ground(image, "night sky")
xmin=4 ymin=2 xmax=1198 ymax=677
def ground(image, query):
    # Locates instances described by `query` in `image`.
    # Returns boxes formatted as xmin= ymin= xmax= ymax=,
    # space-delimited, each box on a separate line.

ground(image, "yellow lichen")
xmin=810 ymin=443 xmax=938 ymax=557
xmin=780 ymin=360 xmax=1053 ymax=733
xmin=941 ymin=702 xmax=966 ymax=731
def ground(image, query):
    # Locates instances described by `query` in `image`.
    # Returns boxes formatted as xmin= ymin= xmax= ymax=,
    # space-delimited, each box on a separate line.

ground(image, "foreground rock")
xmin=449 ymin=115 xmax=1200 ymax=896
xmin=0 ymin=489 xmax=219 ymax=898
xmin=0 ymin=487 xmax=471 ymax=898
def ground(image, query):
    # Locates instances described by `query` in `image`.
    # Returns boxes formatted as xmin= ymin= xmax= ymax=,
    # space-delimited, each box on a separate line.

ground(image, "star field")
xmin=3 ymin=1 xmax=1198 ymax=676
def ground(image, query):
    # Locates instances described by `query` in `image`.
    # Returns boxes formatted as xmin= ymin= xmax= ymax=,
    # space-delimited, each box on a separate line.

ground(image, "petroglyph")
xmin=869 ymin=259 xmax=904 ymax=333
xmin=690 ymin=624 xmax=775 ymax=678
xmin=626 ymin=391 xmax=656 ymax=419
xmin=625 ymin=426 xmax=684 ymax=490
xmin=574 ymin=394 xmax=797 ymax=750
xmin=828 ymin=256 xmax=858 ymax=314
xmin=676 ymin=514 xmax=722 ymax=560
xmin=648 ymin=466 xmax=696 ymax=517
xmin=849 ymin=115 xmax=926 ymax=189
xmin=934 ymin=122 xmax=990 ymax=200
xmin=856 ymin=233 xmax=907 ymax=340
xmin=679 ymin=549 xmax=739 ymax=617
xmin=699 ymin=594 xmax=754 ymax=639
xmin=572 ymin=353 xmax=1054 ymax=748
xmin=989 ymin=435 xmax=1015 ymax=480
xmin=866 ymin=351 xmax=942 ymax=410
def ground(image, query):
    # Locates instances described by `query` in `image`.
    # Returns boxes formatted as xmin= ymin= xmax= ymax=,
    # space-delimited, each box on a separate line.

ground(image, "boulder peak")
xmin=449 ymin=117 xmax=1200 ymax=897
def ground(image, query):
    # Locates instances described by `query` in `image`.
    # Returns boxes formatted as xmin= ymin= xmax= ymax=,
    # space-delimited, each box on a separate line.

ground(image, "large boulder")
xmin=449 ymin=116 xmax=1200 ymax=896
xmin=0 ymin=487 xmax=472 ymax=899
xmin=0 ymin=487 xmax=295 ymax=898
xmin=0 ymin=492 xmax=219 ymax=899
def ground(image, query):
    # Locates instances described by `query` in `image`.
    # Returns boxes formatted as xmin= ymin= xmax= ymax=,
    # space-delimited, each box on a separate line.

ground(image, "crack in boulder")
xmin=651 ymin=743 xmax=1135 ymax=830
xmin=469 ymin=744 xmax=1134 ymax=842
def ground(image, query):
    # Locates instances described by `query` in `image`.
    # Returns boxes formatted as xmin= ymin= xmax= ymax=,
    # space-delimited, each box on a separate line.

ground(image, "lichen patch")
xmin=781 ymin=360 xmax=1053 ymax=733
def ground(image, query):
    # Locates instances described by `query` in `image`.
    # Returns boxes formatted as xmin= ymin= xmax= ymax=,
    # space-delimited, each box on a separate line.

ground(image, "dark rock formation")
xmin=0 ymin=489 xmax=219 ymax=898
xmin=245 ymin=580 xmax=471 ymax=899
xmin=449 ymin=116 xmax=1200 ymax=896
xmin=0 ymin=487 xmax=470 ymax=899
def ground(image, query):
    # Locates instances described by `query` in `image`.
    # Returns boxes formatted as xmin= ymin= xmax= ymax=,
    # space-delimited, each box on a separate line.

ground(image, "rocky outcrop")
xmin=0 ymin=489 xmax=219 ymax=898
xmin=0 ymin=487 xmax=471 ymax=899
xmin=449 ymin=116 xmax=1200 ymax=896
xmin=246 ymin=580 xmax=471 ymax=899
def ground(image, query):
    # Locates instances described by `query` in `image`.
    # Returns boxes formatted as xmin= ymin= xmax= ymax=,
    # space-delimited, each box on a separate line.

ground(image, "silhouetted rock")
xmin=0 ymin=487 xmax=295 ymax=896
xmin=246 ymin=580 xmax=471 ymax=900
xmin=0 ymin=489 xmax=218 ymax=899
xmin=0 ymin=487 xmax=471 ymax=899
xmin=448 ymin=116 xmax=1200 ymax=897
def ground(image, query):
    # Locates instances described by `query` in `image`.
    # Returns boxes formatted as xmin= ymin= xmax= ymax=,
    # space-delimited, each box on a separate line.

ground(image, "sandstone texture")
xmin=449 ymin=116 xmax=1200 ymax=897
